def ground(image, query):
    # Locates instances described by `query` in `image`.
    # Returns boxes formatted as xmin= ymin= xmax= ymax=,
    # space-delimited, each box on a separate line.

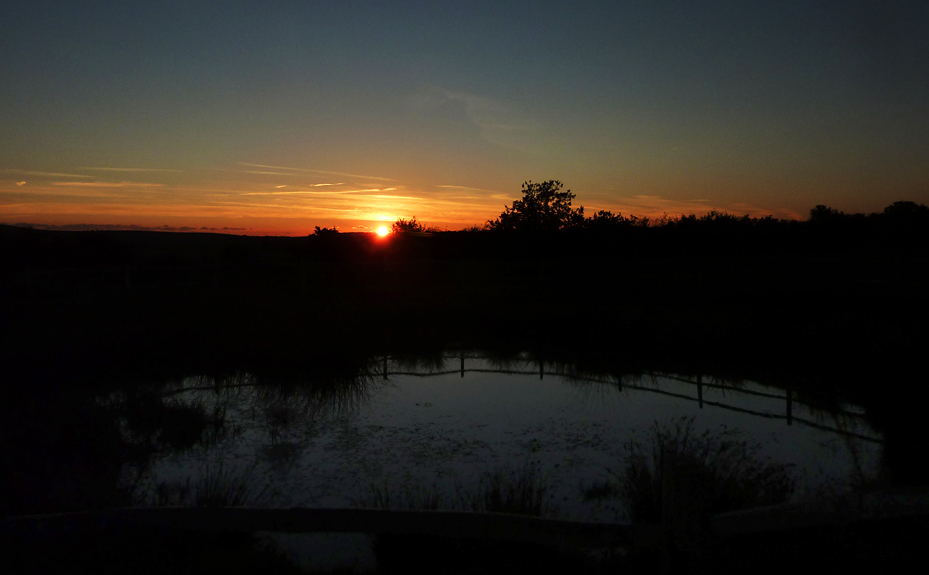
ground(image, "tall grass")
xmin=150 ymin=461 xmax=272 ymax=507
xmin=362 ymin=459 xmax=552 ymax=517
xmin=366 ymin=482 xmax=450 ymax=511
xmin=466 ymin=460 xmax=550 ymax=516
xmin=363 ymin=462 xmax=616 ymax=574
xmin=589 ymin=417 xmax=794 ymax=525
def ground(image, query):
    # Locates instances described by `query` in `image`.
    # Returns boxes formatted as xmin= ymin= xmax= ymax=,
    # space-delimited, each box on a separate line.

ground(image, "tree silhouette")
xmin=391 ymin=216 xmax=426 ymax=233
xmin=585 ymin=209 xmax=629 ymax=230
xmin=882 ymin=201 xmax=929 ymax=223
xmin=487 ymin=180 xmax=585 ymax=231
xmin=808 ymin=204 xmax=847 ymax=224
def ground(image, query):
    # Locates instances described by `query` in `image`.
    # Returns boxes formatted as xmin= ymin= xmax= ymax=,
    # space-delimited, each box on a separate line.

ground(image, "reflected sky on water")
xmin=122 ymin=353 xmax=882 ymax=523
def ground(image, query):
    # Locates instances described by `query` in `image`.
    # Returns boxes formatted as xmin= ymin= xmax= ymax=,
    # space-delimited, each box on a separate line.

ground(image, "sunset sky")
xmin=2 ymin=1 xmax=927 ymax=235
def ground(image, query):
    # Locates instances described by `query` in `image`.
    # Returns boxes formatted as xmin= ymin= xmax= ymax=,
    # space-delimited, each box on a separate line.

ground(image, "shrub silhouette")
xmin=392 ymin=216 xmax=426 ymax=233
xmin=809 ymin=204 xmax=848 ymax=224
xmin=882 ymin=200 xmax=929 ymax=221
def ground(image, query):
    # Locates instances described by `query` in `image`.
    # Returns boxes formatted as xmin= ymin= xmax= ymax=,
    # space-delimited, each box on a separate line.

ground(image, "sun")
xmin=376 ymin=226 xmax=389 ymax=236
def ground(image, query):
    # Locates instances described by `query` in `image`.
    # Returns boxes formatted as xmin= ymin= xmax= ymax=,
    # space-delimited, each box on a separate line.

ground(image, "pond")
xmin=89 ymin=352 xmax=882 ymax=570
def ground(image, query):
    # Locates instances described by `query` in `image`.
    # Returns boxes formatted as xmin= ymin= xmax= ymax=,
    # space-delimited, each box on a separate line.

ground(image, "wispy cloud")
xmin=5 ymin=184 xmax=138 ymax=198
xmin=410 ymin=88 xmax=545 ymax=153
xmin=213 ymin=200 xmax=360 ymax=212
xmin=241 ymin=170 xmax=307 ymax=176
xmin=437 ymin=184 xmax=501 ymax=193
xmin=5 ymin=169 xmax=93 ymax=178
xmin=52 ymin=181 xmax=165 ymax=188
xmin=16 ymin=181 xmax=26 ymax=186
xmin=240 ymin=187 xmax=388 ymax=196
xmin=14 ymin=223 xmax=243 ymax=232
xmin=78 ymin=167 xmax=183 ymax=172
xmin=238 ymin=163 xmax=395 ymax=182
xmin=366 ymin=194 xmax=422 ymax=200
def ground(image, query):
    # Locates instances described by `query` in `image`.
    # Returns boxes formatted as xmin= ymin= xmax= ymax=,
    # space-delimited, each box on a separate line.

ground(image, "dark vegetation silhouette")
xmin=391 ymin=216 xmax=426 ymax=233
xmin=366 ymin=460 xmax=569 ymax=573
xmin=148 ymin=461 xmax=272 ymax=508
xmin=585 ymin=418 xmax=795 ymax=524
xmin=364 ymin=459 xmax=551 ymax=517
xmin=363 ymin=459 xmax=626 ymax=574
xmin=486 ymin=180 xmax=585 ymax=231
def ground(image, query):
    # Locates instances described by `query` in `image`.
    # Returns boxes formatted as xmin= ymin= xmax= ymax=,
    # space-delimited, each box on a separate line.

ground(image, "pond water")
xmin=90 ymin=352 xmax=883 ymax=569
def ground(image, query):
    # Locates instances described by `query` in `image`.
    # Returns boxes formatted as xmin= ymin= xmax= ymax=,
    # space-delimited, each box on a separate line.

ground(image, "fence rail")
xmin=377 ymin=358 xmax=882 ymax=443
xmin=157 ymin=357 xmax=883 ymax=444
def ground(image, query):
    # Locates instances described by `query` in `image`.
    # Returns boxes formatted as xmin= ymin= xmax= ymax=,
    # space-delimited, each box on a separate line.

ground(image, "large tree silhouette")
xmin=486 ymin=180 xmax=584 ymax=231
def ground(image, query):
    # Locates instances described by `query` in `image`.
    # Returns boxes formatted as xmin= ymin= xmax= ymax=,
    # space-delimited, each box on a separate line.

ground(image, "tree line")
xmin=370 ymin=180 xmax=929 ymax=257
xmin=312 ymin=179 xmax=927 ymax=237
xmin=480 ymin=180 xmax=929 ymax=233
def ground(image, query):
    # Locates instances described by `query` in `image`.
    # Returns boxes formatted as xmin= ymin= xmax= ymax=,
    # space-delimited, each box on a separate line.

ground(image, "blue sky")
xmin=2 ymin=1 xmax=927 ymax=233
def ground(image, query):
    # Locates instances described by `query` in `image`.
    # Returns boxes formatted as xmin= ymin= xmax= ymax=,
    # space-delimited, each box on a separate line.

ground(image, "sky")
xmin=2 ymin=1 xmax=927 ymax=235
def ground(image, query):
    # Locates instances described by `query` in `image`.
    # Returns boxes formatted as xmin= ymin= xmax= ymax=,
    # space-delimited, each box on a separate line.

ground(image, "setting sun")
xmin=376 ymin=226 xmax=389 ymax=236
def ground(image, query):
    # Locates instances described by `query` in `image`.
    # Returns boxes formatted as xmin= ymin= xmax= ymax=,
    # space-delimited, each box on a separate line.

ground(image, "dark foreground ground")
xmin=2 ymin=224 xmax=927 ymax=572
xmin=4 ymin=512 xmax=927 ymax=574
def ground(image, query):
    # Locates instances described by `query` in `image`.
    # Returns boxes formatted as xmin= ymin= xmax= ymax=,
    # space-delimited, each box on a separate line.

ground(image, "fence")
xmin=378 ymin=355 xmax=883 ymax=444
xmin=157 ymin=354 xmax=882 ymax=444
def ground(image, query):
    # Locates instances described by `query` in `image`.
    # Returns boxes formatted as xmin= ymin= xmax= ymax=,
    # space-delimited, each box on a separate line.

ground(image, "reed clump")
xmin=586 ymin=417 xmax=795 ymax=525
xmin=467 ymin=460 xmax=550 ymax=516
xmin=363 ymin=459 xmax=552 ymax=517
xmin=363 ymin=461 xmax=611 ymax=574
xmin=150 ymin=460 xmax=272 ymax=508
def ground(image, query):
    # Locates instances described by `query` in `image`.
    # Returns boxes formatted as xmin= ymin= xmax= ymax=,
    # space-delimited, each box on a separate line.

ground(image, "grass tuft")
xmin=468 ymin=460 xmax=550 ymax=516
xmin=150 ymin=460 xmax=272 ymax=508
xmin=362 ymin=459 xmax=552 ymax=518
xmin=592 ymin=417 xmax=795 ymax=525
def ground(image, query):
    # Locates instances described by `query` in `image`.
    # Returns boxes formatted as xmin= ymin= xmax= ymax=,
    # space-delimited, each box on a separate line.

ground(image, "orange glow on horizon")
xmin=4 ymin=169 xmax=886 ymax=234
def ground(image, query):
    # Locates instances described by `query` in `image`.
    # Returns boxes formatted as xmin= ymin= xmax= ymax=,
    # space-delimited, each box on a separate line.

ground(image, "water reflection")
xmin=84 ymin=352 xmax=880 ymax=525
xmin=1 ymin=350 xmax=887 ymax=522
